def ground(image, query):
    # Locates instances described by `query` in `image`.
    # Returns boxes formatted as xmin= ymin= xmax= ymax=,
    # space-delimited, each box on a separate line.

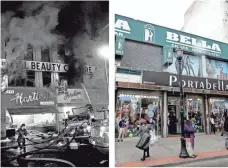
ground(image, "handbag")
xmin=136 ymin=133 xmax=151 ymax=150
xmin=149 ymin=130 xmax=158 ymax=146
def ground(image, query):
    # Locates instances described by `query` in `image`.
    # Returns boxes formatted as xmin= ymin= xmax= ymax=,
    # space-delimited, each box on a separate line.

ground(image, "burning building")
xmin=1 ymin=1 xmax=109 ymax=138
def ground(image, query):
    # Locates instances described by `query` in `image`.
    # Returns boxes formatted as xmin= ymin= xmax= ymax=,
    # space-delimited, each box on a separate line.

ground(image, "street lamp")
xmin=176 ymin=47 xmax=189 ymax=158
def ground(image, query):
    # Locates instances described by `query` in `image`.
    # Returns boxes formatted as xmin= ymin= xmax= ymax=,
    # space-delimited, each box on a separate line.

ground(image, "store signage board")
xmin=85 ymin=66 xmax=96 ymax=75
xmin=143 ymin=71 xmax=228 ymax=91
xmin=115 ymin=36 xmax=125 ymax=56
xmin=1 ymin=59 xmax=69 ymax=72
xmin=57 ymin=89 xmax=87 ymax=104
xmin=115 ymin=14 xmax=228 ymax=59
xmin=163 ymin=46 xmax=173 ymax=65
xmin=6 ymin=87 xmax=56 ymax=107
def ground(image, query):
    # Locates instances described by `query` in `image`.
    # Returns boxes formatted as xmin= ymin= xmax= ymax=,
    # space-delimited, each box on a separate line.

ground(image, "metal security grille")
xmin=121 ymin=40 xmax=163 ymax=72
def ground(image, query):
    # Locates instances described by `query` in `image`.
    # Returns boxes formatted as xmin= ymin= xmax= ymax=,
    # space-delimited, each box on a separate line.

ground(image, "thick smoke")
xmin=1 ymin=2 xmax=63 ymax=81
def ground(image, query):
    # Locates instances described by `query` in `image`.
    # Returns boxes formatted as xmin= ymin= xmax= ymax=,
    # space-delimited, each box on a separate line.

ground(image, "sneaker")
xmin=141 ymin=158 xmax=145 ymax=161
xmin=121 ymin=139 xmax=123 ymax=142
xmin=117 ymin=140 xmax=120 ymax=142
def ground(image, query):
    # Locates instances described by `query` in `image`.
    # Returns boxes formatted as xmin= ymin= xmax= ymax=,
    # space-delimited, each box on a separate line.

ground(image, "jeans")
xmin=211 ymin=124 xmax=216 ymax=134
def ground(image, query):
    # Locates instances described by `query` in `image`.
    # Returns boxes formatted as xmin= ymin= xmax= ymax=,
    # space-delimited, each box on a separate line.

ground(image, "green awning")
xmin=7 ymin=107 xmax=59 ymax=115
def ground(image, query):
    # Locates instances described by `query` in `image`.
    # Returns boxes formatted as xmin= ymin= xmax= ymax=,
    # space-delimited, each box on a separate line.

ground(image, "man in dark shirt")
xmin=17 ymin=124 xmax=28 ymax=153
xmin=118 ymin=118 xmax=126 ymax=142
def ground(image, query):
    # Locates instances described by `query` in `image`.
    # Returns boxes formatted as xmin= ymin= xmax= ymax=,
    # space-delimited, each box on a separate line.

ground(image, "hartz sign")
xmin=166 ymin=31 xmax=221 ymax=53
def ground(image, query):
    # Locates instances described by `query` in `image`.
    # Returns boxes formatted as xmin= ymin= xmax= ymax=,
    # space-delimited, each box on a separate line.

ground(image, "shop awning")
xmin=7 ymin=107 xmax=59 ymax=115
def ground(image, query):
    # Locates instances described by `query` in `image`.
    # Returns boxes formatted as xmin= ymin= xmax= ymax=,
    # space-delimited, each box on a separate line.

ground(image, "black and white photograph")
xmin=1 ymin=1 xmax=109 ymax=167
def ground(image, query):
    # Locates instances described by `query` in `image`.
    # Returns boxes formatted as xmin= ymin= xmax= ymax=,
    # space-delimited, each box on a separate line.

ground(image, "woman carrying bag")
xmin=184 ymin=119 xmax=197 ymax=158
xmin=135 ymin=122 xmax=151 ymax=161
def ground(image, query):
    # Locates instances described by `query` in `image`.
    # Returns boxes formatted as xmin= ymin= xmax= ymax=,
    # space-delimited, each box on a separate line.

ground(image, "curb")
xmin=115 ymin=150 xmax=228 ymax=167
xmin=154 ymin=153 xmax=228 ymax=167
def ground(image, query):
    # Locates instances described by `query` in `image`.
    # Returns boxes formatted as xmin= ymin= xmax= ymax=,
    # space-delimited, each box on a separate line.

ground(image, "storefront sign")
xmin=115 ymin=36 xmax=125 ymax=55
xmin=57 ymin=89 xmax=86 ymax=104
xmin=163 ymin=47 xmax=173 ymax=65
xmin=85 ymin=66 xmax=96 ymax=74
xmin=143 ymin=71 xmax=228 ymax=91
xmin=26 ymin=61 xmax=68 ymax=72
xmin=1 ymin=59 xmax=69 ymax=72
xmin=7 ymin=88 xmax=56 ymax=107
xmin=115 ymin=14 xmax=228 ymax=59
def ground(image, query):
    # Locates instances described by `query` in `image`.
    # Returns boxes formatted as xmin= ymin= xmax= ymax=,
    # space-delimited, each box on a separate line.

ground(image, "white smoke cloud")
xmin=1 ymin=2 xmax=63 ymax=81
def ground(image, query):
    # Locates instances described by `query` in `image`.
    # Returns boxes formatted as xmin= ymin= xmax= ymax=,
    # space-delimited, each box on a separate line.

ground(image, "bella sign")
xmin=166 ymin=32 xmax=221 ymax=53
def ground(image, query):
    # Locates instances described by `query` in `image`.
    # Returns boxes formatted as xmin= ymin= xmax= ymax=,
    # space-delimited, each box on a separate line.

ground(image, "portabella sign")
xmin=169 ymin=75 xmax=228 ymax=91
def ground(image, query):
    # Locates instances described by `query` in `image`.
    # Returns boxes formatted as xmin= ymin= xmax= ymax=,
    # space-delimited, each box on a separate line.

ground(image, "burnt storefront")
xmin=1 ymin=87 xmax=58 ymax=138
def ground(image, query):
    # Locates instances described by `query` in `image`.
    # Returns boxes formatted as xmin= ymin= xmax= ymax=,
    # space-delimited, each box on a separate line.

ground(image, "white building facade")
xmin=183 ymin=0 xmax=228 ymax=43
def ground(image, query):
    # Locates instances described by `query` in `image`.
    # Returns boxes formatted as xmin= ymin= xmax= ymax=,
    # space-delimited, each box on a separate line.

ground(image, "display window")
xmin=186 ymin=95 xmax=205 ymax=133
xmin=116 ymin=92 xmax=161 ymax=137
xmin=209 ymin=98 xmax=228 ymax=133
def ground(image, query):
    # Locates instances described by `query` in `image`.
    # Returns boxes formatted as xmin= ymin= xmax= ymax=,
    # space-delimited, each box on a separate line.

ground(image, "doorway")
xmin=168 ymin=97 xmax=181 ymax=135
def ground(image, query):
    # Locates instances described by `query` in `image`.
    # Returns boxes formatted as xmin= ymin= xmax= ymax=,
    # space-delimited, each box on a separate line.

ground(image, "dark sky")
xmin=1 ymin=1 xmax=109 ymax=38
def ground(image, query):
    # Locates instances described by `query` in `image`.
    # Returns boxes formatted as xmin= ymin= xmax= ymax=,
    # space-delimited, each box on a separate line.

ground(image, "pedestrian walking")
xmin=221 ymin=114 xmax=225 ymax=136
xmin=17 ymin=124 xmax=28 ymax=153
xmin=223 ymin=112 xmax=228 ymax=149
xmin=210 ymin=114 xmax=216 ymax=134
xmin=184 ymin=118 xmax=196 ymax=158
xmin=135 ymin=123 xmax=151 ymax=161
xmin=117 ymin=117 xmax=126 ymax=142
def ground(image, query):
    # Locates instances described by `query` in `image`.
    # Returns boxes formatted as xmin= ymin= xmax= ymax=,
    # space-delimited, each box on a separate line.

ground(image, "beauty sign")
xmin=1 ymin=59 xmax=69 ymax=73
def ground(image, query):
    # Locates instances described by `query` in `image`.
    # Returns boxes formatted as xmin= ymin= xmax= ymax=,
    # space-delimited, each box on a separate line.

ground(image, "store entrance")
xmin=168 ymin=97 xmax=181 ymax=135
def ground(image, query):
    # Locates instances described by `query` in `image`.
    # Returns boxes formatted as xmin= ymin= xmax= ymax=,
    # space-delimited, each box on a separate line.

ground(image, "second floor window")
xmin=9 ymin=71 xmax=35 ymax=87
xmin=24 ymin=44 xmax=33 ymax=61
xmin=41 ymin=47 xmax=51 ymax=62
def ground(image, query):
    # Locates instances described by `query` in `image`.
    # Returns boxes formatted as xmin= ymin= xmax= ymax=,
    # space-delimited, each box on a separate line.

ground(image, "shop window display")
xmin=187 ymin=97 xmax=204 ymax=133
xmin=116 ymin=93 xmax=161 ymax=137
xmin=209 ymin=98 xmax=228 ymax=133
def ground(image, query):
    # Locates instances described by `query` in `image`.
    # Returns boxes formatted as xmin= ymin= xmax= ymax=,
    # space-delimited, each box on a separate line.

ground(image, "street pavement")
xmin=172 ymin=157 xmax=228 ymax=167
xmin=115 ymin=134 xmax=228 ymax=166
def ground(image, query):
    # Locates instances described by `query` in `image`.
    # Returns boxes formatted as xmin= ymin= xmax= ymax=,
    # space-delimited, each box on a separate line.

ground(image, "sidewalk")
xmin=115 ymin=134 xmax=228 ymax=167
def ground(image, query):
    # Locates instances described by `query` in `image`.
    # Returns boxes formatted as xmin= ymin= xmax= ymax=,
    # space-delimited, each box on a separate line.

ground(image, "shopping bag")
xmin=186 ymin=138 xmax=194 ymax=156
xmin=149 ymin=130 xmax=158 ymax=146
xmin=136 ymin=133 xmax=151 ymax=150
